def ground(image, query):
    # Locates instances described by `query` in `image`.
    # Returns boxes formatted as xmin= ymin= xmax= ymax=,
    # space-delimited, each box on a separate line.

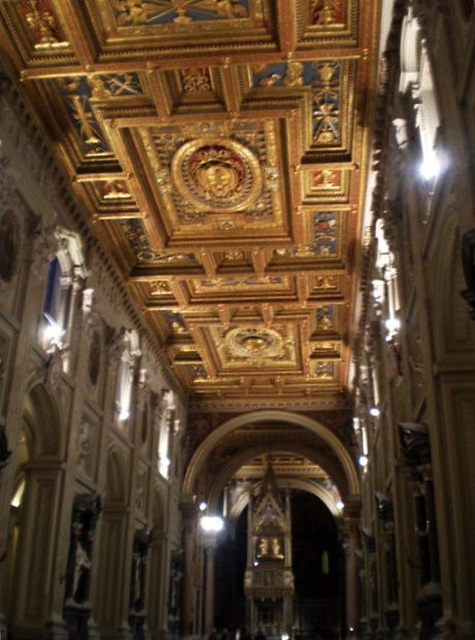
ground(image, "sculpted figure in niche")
xmin=129 ymin=528 xmax=150 ymax=639
xmin=64 ymin=493 xmax=101 ymax=608
xmin=71 ymin=532 xmax=92 ymax=603
xmin=257 ymin=537 xmax=269 ymax=557
xmin=271 ymin=537 xmax=284 ymax=559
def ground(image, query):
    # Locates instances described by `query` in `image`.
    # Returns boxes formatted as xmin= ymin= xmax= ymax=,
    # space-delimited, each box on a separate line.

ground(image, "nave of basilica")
xmin=0 ymin=1 xmax=474 ymax=639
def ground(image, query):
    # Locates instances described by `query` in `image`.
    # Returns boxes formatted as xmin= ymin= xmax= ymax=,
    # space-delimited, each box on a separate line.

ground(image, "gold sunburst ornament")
xmin=171 ymin=138 xmax=262 ymax=212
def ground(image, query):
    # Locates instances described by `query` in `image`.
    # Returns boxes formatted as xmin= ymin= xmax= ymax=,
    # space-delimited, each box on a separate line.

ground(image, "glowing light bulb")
xmin=359 ymin=455 xmax=368 ymax=467
xmin=420 ymin=155 xmax=440 ymax=181
xmin=119 ymin=408 xmax=130 ymax=421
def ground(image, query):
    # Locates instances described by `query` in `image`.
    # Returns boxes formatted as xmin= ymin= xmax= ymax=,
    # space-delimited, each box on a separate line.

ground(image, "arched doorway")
xmin=96 ymin=449 xmax=130 ymax=638
xmin=4 ymin=384 xmax=64 ymax=637
xmin=182 ymin=411 xmax=360 ymax=639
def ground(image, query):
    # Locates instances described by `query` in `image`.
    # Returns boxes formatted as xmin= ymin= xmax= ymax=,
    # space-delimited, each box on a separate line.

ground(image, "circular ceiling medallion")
xmin=225 ymin=327 xmax=284 ymax=359
xmin=171 ymin=138 xmax=262 ymax=212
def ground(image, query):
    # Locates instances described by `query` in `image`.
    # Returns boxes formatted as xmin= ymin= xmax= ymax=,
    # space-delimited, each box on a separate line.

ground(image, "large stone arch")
xmin=105 ymin=447 xmax=128 ymax=506
xmin=207 ymin=442 xmax=346 ymax=510
xmin=183 ymin=410 xmax=359 ymax=501
xmin=5 ymin=384 xmax=64 ymax=635
xmin=23 ymin=383 xmax=63 ymax=459
xmin=97 ymin=447 xmax=130 ymax=634
xmin=228 ymin=477 xmax=342 ymax=526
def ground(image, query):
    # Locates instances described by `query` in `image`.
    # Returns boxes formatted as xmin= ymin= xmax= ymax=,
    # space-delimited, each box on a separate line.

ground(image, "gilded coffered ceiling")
xmin=0 ymin=0 xmax=381 ymax=407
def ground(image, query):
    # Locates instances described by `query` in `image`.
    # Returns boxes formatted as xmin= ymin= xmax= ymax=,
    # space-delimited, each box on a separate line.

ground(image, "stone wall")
xmin=0 ymin=68 xmax=186 ymax=640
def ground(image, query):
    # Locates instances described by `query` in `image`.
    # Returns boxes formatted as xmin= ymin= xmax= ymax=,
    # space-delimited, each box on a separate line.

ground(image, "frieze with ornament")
xmin=143 ymin=122 xmax=284 ymax=235
xmin=311 ymin=341 xmax=340 ymax=357
xmin=190 ymin=276 xmax=288 ymax=293
xmin=313 ymin=275 xmax=339 ymax=291
xmin=304 ymin=169 xmax=350 ymax=203
xmin=88 ymin=73 xmax=143 ymax=99
xmin=109 ymin=0 xmax=250 ymax=27
xmin=55 ymin=73 xmax=143 ymax=156
xmin=171 ymin=138 xmax=262 ymax=213
xmin=18 ymin=0 xmax=68 ymax=49
xmin=316 ymin=304 xmax=336 ymax=331
xmin=190 ymin=364 xmax=208 ymax=381
xmin=181 ymin=68 xmax=213 ymax=93
xmin=209 ymin=324 xmax=298 ymax=371
xmin=120 ymin=220 xmax=198 ymax=264
xmin=309 ymin=0 xmax=345 ymax=26
xmin=163 ymin=311 xmax=188 ymax=334
xmin=252 ymin=61 xmax=343 ymax=146
xmin=150 ymin=281 xmax=172 ymax=295
xmin=315 ymin=360 xmax=335 ymax=379
xmin=313 ymin=210 xmax=339 ymax=257
xmin=271 ymin=209 xmax=341 ymax=260
xmin=101 ymin=180 xmax=131 ymax=200
xmin=58 ymin=77 xmax=111 ymax=156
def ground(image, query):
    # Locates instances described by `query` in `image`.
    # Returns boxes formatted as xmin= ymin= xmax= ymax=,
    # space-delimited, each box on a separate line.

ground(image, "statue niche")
xmin=63 ymin=493 xmax=101 ymax=639
xmin=129 ymin=528 xmax=151 ymax=640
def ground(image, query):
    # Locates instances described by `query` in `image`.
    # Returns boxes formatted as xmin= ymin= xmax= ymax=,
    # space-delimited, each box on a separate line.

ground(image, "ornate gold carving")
xmin=101 ymin=180 xmax=131 ymax=199
xmin=150 ymin=281 xmax=172 ymax=295
xmin=111 ymin=0 xmax=248 ymax=27
xmin=181 ymin=68 xmax=212 ymax=92
xmin=315 ymin=361 xmax=334 ymax=379
xmin=309 ymin=0 xmax=344 ymax=26
xmin=284 ymin=61 xmax=304 ymax=87
xmin=225 ymin=327 xmax=284 ymax=360
xmin=315 ymin=275 xmax=337 ymax=290
xmin=19 ymin=0 xmax=68 ymax=49
xmin=171 ymin=138 xmax=262 ymax=212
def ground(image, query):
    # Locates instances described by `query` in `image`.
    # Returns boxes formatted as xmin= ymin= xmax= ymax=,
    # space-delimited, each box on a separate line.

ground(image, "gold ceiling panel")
xmin=0 ymin=0 xmax=380 ymax=405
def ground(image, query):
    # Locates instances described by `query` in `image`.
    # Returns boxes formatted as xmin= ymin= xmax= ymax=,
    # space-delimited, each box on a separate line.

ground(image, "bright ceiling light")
xmin=359 ymin=455 xmax=368 ymax=468
xmin=419 ymin=154 xmax=440 ymax=181
xmin=44 ymin=321 xmax=63 ymax=345
xmin=200 ymin=516 xmax=224 ymax=532
xmin=385 ymin=318 xmax=400 ymax=333
xmin=119 ymin=408 xmax=130 ymax=421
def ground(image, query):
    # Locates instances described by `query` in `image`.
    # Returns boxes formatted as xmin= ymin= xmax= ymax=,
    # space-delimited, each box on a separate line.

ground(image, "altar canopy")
xmin=244 ymin=457 xmax=294 ymax=635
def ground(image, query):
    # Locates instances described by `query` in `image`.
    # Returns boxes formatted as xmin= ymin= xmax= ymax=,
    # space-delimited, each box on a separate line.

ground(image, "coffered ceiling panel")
xmin=0 ymin=0 xmax=381 ymax=406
